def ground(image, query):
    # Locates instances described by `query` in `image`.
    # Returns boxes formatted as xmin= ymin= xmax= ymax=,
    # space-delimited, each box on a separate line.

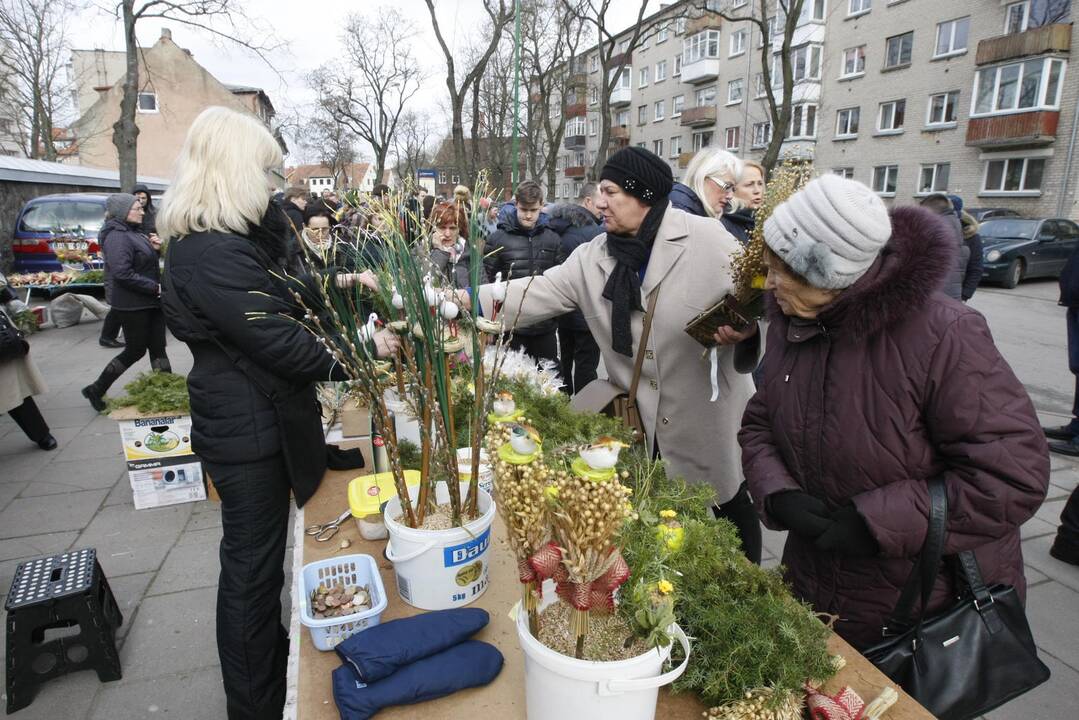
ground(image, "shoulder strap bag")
xmin=863 ymin=477 xmax=1050 ymax=720
xmin=570 ymin=290 xmax=658 ymax=444
xmin=0 ymin=305 xmax=30 ymax=362
xmin=163 ymin=248 xmax=327 ymax=506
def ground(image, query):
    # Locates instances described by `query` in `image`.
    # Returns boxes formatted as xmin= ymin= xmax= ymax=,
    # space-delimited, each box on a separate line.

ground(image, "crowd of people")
xmin=0 ymin=103 xmax=1066 ymax=718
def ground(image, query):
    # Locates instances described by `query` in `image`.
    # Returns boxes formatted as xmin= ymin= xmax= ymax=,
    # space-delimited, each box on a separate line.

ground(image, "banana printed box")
xmin=116 ymin=414 xmax=207 ymax=510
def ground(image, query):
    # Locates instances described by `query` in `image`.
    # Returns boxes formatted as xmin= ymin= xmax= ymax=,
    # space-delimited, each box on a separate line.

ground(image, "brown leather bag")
xmin=570 ymin=291 xmax=658 ymax=444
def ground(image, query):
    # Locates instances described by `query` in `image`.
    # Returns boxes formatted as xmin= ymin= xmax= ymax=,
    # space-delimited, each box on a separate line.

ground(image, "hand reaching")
xmin=372 ymin=328 xmax=400 ymax=359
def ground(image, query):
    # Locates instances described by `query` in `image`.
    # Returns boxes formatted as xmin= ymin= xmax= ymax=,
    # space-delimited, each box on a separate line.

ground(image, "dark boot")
xmin=151 ymin=357 xmax=173 ymax=373
xmin=82 ymin=359 xmax=127 ymax=412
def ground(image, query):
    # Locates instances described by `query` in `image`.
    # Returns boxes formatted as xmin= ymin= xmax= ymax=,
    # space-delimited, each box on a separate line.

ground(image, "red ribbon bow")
xmin=521 ymin=542 xmax=563 ymax=584
xmin=805 ymin=684 xmax=867 ymax=720
xmin=554 ymin=550 xmax=631 ymax=613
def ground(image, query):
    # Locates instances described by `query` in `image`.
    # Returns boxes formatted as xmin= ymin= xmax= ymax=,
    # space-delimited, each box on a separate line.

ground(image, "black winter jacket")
xmin=132 ymin=183 xmax=157 ymax=236
xmin=162 ymin=227 xmax=346 ymax=506
xmin=1060 ymin=243 xmax=1079 ymax=308
xmin=483 ymin=209 xmax=566 ymax=335
xmin=547 ymin=203 xmax=604 ymax=332
xmin=960 ymin=212 xmax=984 ymax=301
xmin=100 ymin=218 xmax=160 ymax=311
xmin=280 ymin=200 xmax=306 ymax=270
xmin=669 ymin=182 xmax=750 ymax=245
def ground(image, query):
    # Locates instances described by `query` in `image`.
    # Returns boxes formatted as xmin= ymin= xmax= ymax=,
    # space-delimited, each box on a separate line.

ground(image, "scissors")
xmin=305 ymin=509 xmax=351 ymax=542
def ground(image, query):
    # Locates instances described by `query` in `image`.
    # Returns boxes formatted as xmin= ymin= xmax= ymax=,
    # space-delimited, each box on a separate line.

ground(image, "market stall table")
xmin=286 ymin=469 xmax=936 ymax=720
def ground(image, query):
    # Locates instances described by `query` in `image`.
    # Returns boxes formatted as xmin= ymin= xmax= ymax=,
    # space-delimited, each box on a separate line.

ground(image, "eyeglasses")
xmin=307 ymin=227 xmax=331 ymax=235
xmin=709 ymin=177 xmax=734 ymax=192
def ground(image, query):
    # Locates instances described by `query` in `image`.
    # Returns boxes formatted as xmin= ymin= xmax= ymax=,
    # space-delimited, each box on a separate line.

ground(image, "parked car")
xmin=980 ymin=217 xmax=1079 ymax=289
xmin=966 ymin=207 xmax=1022 ymax=222
xmin=12 ymin=193 xmax=107 ymax=273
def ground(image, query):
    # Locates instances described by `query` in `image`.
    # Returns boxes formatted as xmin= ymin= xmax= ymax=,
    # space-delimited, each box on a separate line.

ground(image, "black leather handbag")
xmin=863 ymin=478 xmax=1050 ymax=720
xmin=0 ymin=307 xmax=30 ymax=362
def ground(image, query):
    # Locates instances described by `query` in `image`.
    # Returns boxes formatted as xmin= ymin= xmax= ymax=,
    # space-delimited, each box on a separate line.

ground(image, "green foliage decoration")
xmin=105 ymin=371 xmax=190 ymax=414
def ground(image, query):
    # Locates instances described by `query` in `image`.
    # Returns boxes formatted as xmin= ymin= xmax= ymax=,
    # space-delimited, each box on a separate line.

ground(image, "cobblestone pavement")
xmin=2 ymin=281 xmax=1077 ymax=719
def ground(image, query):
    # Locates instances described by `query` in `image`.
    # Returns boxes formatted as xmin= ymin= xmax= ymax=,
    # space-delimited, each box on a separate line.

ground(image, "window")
xmin=730 ymin=29 xmax=747 ymax=57
xmin=848 ymin=0 xmax=871 ymax=15
xmin=590 ymin=86 xmax=598 ymax=105
xmin=653 ymin=139 xmax=664 ymax=156
xmin=616 ymin=109 xmax=630 ymax=126
xmin=787 ymin=104 xmax=817 ymax=139
xmin=589 ymin=118 xmax=598 ymax=136
xmin=752 ymin=121 xmax=772 ymax=148
xmin=791 ymin=44 xmax=823 ymax=82
xmin=672 ymin=95 xmax=685 ymax=117
xmin=675 ymin=17 xmax=686 ymax=35
xmin=615 ymin=66 xmax=632 ymax=89
xmin=1005 ymin=2 xmax=1030 ymax=34
xmin=803 ymin=0 xmax=826 ymax=22
xmin=755 ymin=73 xmax=767 ymax=97
xmin=669 ymin=135 xmax=683 ymax=157
xmin=137 ymin=92 xmax=158 ymax=112
xmin=731 ymin=0 xmax=748 ymax=7
xmin=833 ymin=167 xmax=855 ymax=179
xmin=982 ymin=156 xmax=1046 ymax=194
xmin=972 ymin=58 xmax=1066 ymax=116
xmin=727 ymin=79 xmax=744 ymax=104
xmin=639 ymin=66 xmax=650 ymax=88
xmin=451 ymin=174 xmax=461 ymax=184
xmin=918 ymin=163 xmax=951 ymax=194
xmin=567 ymin=117 xmax=586 ymax=136
xmin=692 ymin=130 xmax=714 ymax=151
xmin=438 ymin=171 xmax=447 ymax=184
xmin=872 ymin=165 xmax=899 ymax=195
xmin=656 ymin=60 xmax=668 ymax=82
xmin=935 ymin=17 xmax=969 ymax=58
xmin=836 ymin=107 xmax=860 ymax=137
xmin=842 ymin=46 xmax=866 ymax=77
xmin=590 ymin=55 xmax=599 ymax=72
xmin=638 ymin=105 xmax=648 ymax=125
xmin=765 ymin=16 xmax=778 ymax=45
xmin=674 ymin=55 xmax=682 ymax=76
xmin=725 ymin=126 xmax=741 ymax=151
xmin=619 ymin=39 xmax=630 ymax=53
xmin=884 ymin=32 xmax=914 ymax=69
xmin=878 ymin=99 xmax=906 ymax=131
xmin=927 ymin=91 xmax=959 ymax=125
xmin=654 ymin=100 xmax=666 ymax=121
xmin=695 ymin=86 xmax=716 ymax=106
xmin=657 ymin=26 xmax=669 ymax=43
xmin=684 ymin=30 xmax=720 ymax=64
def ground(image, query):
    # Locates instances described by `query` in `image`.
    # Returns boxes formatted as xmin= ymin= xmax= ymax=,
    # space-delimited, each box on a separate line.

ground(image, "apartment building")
xmin=554 ymin=0 xmax=1077 ymax=220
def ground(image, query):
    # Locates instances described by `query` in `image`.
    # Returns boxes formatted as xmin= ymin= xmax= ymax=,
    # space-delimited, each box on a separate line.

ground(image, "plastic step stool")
xmin=4 ymin=548 xmax=123 ymax=714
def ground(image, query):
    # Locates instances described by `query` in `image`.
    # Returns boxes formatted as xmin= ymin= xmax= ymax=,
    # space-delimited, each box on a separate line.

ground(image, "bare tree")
xmin=521 ymin=0 xmax=585 ymax=197
xmin=111 ymin=0 xmax=280 ymax=190
xmin=423 ymin=0 xmax=515 ymax=185
xmin=713 ymin=0 xmax=806 ymax=174
xmin=474 ymin=39 xmax=518 ymax=192
xmin=392 ymin=111 xmax=434 ymax=187
xmin=310 ymin=9 xmax=422 ymax=190
xmin=296 ymin=109 xmax=361 ymax=189
xmin=0 ymin=0 xmax=75 ymax=160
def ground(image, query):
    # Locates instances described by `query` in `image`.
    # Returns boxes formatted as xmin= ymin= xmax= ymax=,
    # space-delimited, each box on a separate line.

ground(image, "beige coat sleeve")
xmin=476 ymin=248 xmax=587 ymax=331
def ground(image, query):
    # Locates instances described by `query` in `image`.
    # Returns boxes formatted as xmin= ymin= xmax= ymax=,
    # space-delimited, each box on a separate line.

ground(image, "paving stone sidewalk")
xmin=2 ymin=299 xmax=1078 ymax=719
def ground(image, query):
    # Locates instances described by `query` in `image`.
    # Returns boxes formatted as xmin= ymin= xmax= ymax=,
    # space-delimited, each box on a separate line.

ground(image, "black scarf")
xmin=602 ymin=201 xmax=668 ymax=356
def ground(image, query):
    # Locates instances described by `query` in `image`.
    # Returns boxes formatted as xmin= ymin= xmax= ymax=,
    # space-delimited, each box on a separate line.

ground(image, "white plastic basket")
xmin=298 ymin=554 xmax=388 ymax=651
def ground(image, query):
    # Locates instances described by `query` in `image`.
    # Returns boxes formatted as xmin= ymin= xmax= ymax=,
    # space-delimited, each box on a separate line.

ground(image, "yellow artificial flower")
xmin=751 ymin=274 xmax=767 ymax=289
xmin=544 ymin=485 xmax=559 ymax=501
xmin=659 ymin=509 xmax=677 ymax=519
xmin=657 ymin=579 xmax=674 ymax=595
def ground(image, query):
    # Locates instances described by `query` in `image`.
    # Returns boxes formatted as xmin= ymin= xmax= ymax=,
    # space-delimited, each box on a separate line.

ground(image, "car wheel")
xmin=1002 ymin=259 xmax=1023 ymax=289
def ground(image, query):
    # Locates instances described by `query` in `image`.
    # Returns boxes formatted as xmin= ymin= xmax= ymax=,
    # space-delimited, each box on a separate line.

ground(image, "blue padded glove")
xmin=333 ymin=640 xmax=504 ymax=720
xmin=334 ymin=607 xmax=489 ymax=683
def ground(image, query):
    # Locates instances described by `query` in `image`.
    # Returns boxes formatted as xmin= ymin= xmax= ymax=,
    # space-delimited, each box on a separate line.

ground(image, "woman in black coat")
xmin=82 ymin=193 xmax=171 ymax=411
xmin=157 ymin=107 xmax=396 ymax=720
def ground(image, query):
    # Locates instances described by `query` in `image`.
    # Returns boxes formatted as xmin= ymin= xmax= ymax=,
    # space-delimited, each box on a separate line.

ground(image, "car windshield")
xmin=980 ymin=219 xmax=1039 ymax=240
xmin=18 ymin=201 xmax=106 ymax=234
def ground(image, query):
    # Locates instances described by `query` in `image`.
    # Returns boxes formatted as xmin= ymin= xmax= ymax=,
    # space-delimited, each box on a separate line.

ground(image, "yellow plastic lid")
xmin=348 ymin=470 xmax=422 ymax=519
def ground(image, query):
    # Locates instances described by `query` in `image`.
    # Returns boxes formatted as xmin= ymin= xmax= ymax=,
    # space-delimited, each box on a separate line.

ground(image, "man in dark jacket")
xmin=547 ymin=184 xmax=603 ymax=394
xmin=484 ymin=180 xmax=565 ymax=366
xmin=949 ymin=195 xmax=983 ymax=301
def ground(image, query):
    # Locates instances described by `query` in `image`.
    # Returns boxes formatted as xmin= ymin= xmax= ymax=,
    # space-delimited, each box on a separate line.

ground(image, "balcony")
xmin=564 ymin=134 xmax=587 ymax=150
xmin=680 ymin=106 xmax=717 ymax=127
xmin=610 ymin=86 xmax=632 ymax=107
xmin=681 ymin=58 xmax=721 ymax=84
xmin=565 ymin=166 xmax=586 ymax=178
xmin=975 ymin=23 xmax=1071 ymax=66
xmin=686 ymin=12 xmax=722 ymax=36
xmin=678 ymin=152 xmax=694 ymax=169
xmin=966 ymin=110 xmax=1060 ymax=148
xmin=568 ymin=72 xmax=588 ymax=88
xmin=565 ymin=102 xmax=587 ymax=118
xmin=609 ymin=51 xmax=632 ymax=67
xmin=610 ymin=126 xmax=630 ymax=141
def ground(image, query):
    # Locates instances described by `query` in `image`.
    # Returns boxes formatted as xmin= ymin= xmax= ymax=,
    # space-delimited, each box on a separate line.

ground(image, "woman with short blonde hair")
xmin=160 ymin=106 xmax=397 ymax=720
xmin=735 ymin=160 xmax=766 ymax=210
xmin=670 ymin=147 xmax=753 ymax=244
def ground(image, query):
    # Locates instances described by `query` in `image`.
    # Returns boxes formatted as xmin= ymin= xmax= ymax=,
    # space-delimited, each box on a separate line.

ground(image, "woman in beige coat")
xmin=476 ymin=148 xmax=762 ymax=561
xmin=0 ymin=278 xmax=55 ymax=450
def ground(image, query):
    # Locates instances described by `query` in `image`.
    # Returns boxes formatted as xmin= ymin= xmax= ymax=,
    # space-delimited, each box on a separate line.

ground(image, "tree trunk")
xmin=112 ymin=0 xmax=140 ymax=192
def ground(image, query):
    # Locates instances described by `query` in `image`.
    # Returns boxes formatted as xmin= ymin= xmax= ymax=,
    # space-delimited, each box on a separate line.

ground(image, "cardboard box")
xmin=339 ymin=399 xmax=372 ymax=438
xmin=112 ymin=410 xmax=207 ymax=510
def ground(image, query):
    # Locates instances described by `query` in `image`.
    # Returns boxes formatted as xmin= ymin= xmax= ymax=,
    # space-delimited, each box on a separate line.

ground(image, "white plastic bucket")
xmin=384 ymin=481 xmax=495 ymax=610
xmin=456 ymin=447 xmax=493 ymax=495
xmin=515 ymin=600 xmax=690 ymax=720
xmin=383 ymin=389 xmax=421 ymax=446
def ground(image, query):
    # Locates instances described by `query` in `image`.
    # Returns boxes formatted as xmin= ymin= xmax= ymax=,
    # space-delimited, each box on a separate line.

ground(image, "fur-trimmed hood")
xmin=546 ymin=203 xmax=600 ymax=230
xmin=768 ymin=206 xmax=956 ymax=338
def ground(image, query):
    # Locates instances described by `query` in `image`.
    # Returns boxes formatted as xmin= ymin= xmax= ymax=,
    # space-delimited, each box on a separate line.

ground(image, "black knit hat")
xmin=600 ymin=147 xmax=674 ymax=206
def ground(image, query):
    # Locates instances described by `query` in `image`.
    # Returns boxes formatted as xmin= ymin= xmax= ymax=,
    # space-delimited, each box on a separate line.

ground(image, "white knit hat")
xmin=763 ymin=174 xmax=892 ymax=289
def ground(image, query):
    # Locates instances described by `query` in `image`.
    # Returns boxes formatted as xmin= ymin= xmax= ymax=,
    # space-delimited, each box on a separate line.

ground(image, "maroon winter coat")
xmin=739 ymin=206 xmax=1049 ymax=649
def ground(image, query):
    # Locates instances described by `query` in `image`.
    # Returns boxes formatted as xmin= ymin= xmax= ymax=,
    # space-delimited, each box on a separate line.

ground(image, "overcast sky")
xmin=75 ymin=0 xmax=663 ymax=163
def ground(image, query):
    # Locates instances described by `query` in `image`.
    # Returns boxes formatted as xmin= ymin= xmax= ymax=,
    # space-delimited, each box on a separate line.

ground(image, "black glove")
xmin=815 ymin=505 xmax=879 ymax=557
xmin=326 ymin=443 xmax=366 ymax=471
xmin=766 ymin=490 xmax=832 ymax=539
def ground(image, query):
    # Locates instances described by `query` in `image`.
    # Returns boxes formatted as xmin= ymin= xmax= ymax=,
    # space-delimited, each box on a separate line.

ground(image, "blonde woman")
xmin=735 ymin=160 xmax=766 ymax=210
xmin=670 ymin=147 xmax=753 ymax=244
xmin=158 ymin=107 xmax=397 ymax=720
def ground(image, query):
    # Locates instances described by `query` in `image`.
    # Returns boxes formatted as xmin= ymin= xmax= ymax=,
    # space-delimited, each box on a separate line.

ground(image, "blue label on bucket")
xmin=443 ymin=527 xmax=491 ymax=568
